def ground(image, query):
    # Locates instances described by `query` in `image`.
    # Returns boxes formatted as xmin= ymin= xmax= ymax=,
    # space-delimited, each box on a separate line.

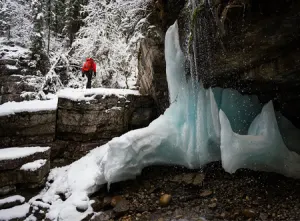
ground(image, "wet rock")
xmin=182 ymin=173 xmax=194 ymax=184
xmin=242 ymin=209 xmax=257 ymax=218
xmin=91 ymin=212 xmax=110 ymax=221
xmin=103 ymin=196 xmax=112 ymax=209
xmin=91 ymin=197 xmax=103 ymax=212
xmin=159 ymin=194 xmax=172 ymax=206
xmin=119 ymin=215 xmax=132 ymax=221
xmin=208 ymin=202 xmax=217 ymax=209
xmin=113 ymin=199 xmax=130 ymax=217
xmin=200 ymin=190 xmax=213 ymax=197
xmin=111 ymin=195 xmax=124 ymax=207
xmin=193 ymin=173 xmax=205 ymax=185
xmin=259 ymin=212 xmax=268 ymax=221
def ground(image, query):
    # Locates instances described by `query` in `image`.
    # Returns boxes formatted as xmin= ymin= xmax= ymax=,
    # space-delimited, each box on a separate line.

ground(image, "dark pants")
xmin=83 ymin=70 xmax=93 ymax=89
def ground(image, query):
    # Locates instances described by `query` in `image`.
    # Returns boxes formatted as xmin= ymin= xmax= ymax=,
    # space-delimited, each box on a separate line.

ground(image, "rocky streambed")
xmin=88 ymin=163 xmax=300 ymax=221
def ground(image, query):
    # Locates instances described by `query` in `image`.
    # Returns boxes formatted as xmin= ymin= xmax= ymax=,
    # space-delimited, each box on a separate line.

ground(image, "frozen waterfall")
xmin=36 ymin=22 xmax=300 ymax=221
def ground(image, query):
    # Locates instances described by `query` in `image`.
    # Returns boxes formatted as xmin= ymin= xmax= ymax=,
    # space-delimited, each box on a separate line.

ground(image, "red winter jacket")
xmin=82 ymin=58 xmax=96 ymax=73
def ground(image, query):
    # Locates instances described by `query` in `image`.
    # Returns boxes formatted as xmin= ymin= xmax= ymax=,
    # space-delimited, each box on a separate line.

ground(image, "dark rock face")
xmin=137 ymin=0 xmax=185 ymax=113
xmin=0 ymin=110 xmax=56 ymax=148
xmin=56 ymin=94 xmax=157 ymax=142
xmin=179 ymin=0 xmax=300 ymax=127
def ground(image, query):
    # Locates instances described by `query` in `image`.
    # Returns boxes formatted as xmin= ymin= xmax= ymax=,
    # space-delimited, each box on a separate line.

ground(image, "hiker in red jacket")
xmin=81 ymin=58 xmax=96 ymax=89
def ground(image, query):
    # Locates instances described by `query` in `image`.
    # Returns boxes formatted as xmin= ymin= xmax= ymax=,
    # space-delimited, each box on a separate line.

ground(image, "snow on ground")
xmin=20 ymin=159 xmax=47 ymax=171
xmin=0 ymin=203 xmax=30 ymax=221
xmin=57 ymin=88 xmax=140 ymax=101
xmin=0 ymin=98 xmax=58 ymax=117
xmin=0 ymin=195 xmax=25 ymax=207
xmin=0 ymin=147 xmax=50 ymax=161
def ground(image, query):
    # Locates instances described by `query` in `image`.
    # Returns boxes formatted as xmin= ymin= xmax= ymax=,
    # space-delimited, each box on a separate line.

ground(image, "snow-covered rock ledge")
xmin=0 ymin=99 xmax=57 ymax=147
xmin=0 ymin=88 xmax=158 ymax=165
xmin=56 ymin=88 xmax=157 ymax=142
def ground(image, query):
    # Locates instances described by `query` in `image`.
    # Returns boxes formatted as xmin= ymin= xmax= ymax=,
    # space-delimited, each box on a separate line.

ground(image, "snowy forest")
xmin=0 ymin=0 xmax=151 ymax=92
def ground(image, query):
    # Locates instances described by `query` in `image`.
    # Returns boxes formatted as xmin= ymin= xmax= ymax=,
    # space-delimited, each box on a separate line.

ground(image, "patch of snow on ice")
xmin=57 ymin=88 xmax=140 ymax=101
xmin=20 ymin=159 xmax=47 ymax=171
xmin=0 ymin=98 xmax=58 ymax=117
xmin=0 ymin=203 xmax=30 ymax=221
xmin=0 ymin=195 xmax=25 ymax=207
xmin=0 ymin=147 xmax=50 ymax=161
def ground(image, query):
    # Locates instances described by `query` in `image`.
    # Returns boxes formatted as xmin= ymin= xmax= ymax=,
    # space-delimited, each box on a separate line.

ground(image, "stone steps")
xmin=0 ymin=195 xmax=30 ymax=221
xmin=0 ymin=147 xmax=51 ymax=196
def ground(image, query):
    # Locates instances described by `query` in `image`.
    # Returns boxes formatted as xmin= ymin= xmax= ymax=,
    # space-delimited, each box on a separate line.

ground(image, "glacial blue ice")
xmin=37 ymin=21 xmax=300 ymax=221
xmin=220 ymin=101 xmax=300 ymax=177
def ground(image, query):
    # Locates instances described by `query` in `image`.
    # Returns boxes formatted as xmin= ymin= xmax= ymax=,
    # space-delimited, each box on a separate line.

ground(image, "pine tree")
xmin=31 ymin=0 xmax=45 ymax=56
xmin=30 ymin=0 xmax=50 ymax=75
xmin=52 ymin=0 xmax=66 ymax=35
xmin=0 ymin=1 xmax=11 ymax=39
xmin=63 ymin=0 xmax=87 ymax=47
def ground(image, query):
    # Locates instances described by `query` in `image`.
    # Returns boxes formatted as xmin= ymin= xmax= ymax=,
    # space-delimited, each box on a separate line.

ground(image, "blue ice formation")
xmin=102 ymin=21 xmax=300 ymax=182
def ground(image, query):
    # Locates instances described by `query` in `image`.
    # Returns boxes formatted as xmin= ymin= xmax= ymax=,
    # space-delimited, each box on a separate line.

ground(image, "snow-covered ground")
xmin=0 ymin=203 xmax=30 ymax=220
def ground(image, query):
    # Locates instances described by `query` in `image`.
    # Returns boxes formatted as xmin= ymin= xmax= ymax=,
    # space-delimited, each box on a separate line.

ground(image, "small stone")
xmin=242 ymin=209 xmax=257 ymax=218
xmin=113 ymin=200 xmax=130 ymax=217
xmin=193 ymin=173 xmax=205 ymax=185
xmin=91 ymin=212 xmax=110 ymax=221
xmin=103 ymin=196 xmax=112 ymax=208
xmin=158 ymin=218 xmax=164 ymax=221
xmin=200 ymin=190 xmax=213 ymax=197
xmin=159 ymin=194 xmax=171 ymax=206
xmin=208 ymin=202 xmax=217 ymax=209
xmin=136 ymin=213 xmax=142 ymax=217
xmin=111 ymin=196 xmax=124 ymax=207
xmin=182 ymin=173 xmax=194 ymax=184
xmin=119 ymin=215 xmax=132 ymax=221
xmin=259 ymin=213 xmax=268 ymax=221
xmin=91 ymin=198 xmax=103 ymax=212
